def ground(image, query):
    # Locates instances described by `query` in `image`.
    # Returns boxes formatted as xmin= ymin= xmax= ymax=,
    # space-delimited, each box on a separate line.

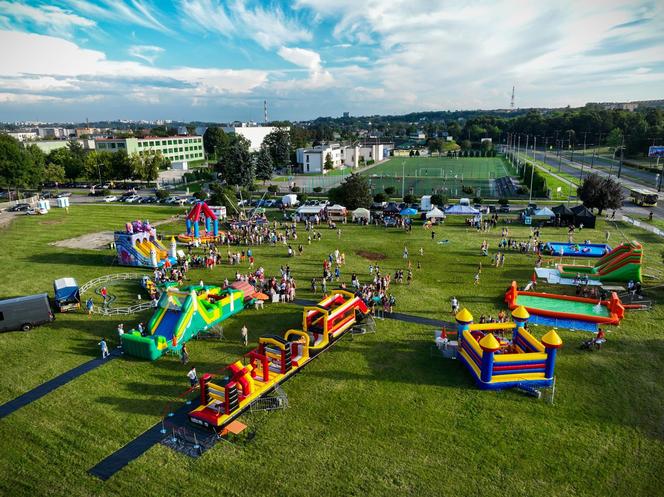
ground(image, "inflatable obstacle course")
xmin=188 ymin=290 xmax=368 ymax=430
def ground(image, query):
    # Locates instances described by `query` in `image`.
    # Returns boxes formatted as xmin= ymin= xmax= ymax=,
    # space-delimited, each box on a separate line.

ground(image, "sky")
xmin=0 ymin=0 xmax=663 ymax=123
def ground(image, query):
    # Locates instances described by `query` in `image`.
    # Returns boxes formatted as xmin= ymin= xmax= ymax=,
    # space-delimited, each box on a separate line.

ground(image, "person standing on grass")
xmin=322 ymin=277 xmax=327 ymax=295
xmin=474 ymin=271 xmax=480 ymax=286
xmin=99 ymin=338 xmax=109 ymax=359
xmin=451 ymin=297 xmax=459 ymax=314
xmin=181 ymin=343 xmax=189 ymax=365
xmin=407 ymin=269 xmax=413 ymax=285
xmin=241 ymin=324 xmax=248 ymax=347
xmin=431 ymin=231 xmax=436 ymax=240
xmin=86 ymin=297 xmax=94 ymax=317
xmin=187 ymin=367 xmax=198 ymax=387
xmin=605 ymin=230 xmax=610 ymax=242
xmin=403 ymin=246 xmax=409 ymax=259
xmin=116 ymin=323 xmax=124 ymax=349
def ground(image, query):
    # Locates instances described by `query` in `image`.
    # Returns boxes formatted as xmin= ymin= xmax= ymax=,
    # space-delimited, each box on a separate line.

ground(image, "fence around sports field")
xmin=362 ymin=156 xmax=518 ymax=197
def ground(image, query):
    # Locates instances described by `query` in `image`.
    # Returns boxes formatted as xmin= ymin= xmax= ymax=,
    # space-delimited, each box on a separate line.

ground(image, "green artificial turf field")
xmin=0 ymin=204 xmax=663 ymax=497
xmin=363 ymin=156 xmax=516 ymax=197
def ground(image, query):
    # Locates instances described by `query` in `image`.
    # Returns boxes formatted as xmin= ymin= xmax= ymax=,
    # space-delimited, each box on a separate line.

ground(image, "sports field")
xmin=364 ymin=156 xmax=517 ymax=197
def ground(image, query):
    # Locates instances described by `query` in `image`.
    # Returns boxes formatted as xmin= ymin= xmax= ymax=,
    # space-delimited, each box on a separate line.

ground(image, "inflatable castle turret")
xmin=170 ymin=236 xmax=177 ymax=259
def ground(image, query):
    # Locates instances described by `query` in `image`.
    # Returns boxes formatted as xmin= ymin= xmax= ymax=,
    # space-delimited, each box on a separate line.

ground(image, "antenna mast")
xmin=264 ymin=100 xmax=268 ymax=124
xmin=510 ymin=86 xmax=515 ymax=111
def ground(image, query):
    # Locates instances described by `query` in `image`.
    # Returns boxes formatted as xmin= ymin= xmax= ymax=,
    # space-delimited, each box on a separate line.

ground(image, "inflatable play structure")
xmin=455 ymin=307 xmax=562 ymax=390
xmin=178 ymin=201 xmax=220 ymax=243
xmin=121 ymin=285 xmax=245 ymax=360
xmin=188 ymin=290 xmax=368 ymax=430
xmin=504 ymin=281 xmax=624 ymax=332
xmin=115 ymin=220 xmax=178 ymax=268
xmin=536 ymin=242 xmax=643 ymax=284
xmin=544 ymin=242 xmax=611 ymax=258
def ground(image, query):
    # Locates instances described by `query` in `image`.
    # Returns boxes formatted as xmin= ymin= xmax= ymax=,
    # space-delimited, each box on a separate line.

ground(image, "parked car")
xmin=103 ymin=195 xmax=118 ymax=203
xmin=124 ymin=195 xmax=140 ymax=203
xmin=0 ymin=293 xmax=54 ymax=332
xmin=499 ymin=205 xmax=510 ymax=213
xmin=56 ymin=192 xmax=72 ymax=198
xmin=9 ymin=203 xmax=30 ymax=212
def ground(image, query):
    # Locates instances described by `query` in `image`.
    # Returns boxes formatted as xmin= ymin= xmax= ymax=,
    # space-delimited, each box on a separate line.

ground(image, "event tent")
xmin=444 ymin=204 xmax=479 ymax=215
xmin=552 ymin=204 xmax=574 ymax=224
xmin=425 ymin=207 xmax=446 ymax=220
xmin=351 ymin=207 xmax=370 ymax=222
xmin=571 ymin=205 xmax=596 ymax=229
xmin=532 ymin=207 xmax=555 ymax=218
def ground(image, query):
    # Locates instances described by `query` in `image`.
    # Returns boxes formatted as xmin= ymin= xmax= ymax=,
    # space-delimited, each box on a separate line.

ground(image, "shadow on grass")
xmin=25 ymin=252 xmax=114 ymax=267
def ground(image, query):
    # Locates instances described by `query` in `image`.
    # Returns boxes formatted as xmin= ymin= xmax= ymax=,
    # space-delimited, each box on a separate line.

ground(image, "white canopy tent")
xmin=425 ymin=207 xmax=446 ymax=219
xmin=351 ymin=207 xmax=370 ymax=222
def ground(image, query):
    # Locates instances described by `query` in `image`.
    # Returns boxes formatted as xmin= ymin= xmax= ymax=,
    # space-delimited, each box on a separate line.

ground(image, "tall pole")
xmin=568 ymin=130 xmax=574 ymax=162
xmin=529 ymin=136 xmax=536 ymax=204
xmin=558 ymin=138 xmax=563 ymax=172
xmin=543 ymin=136 xmax=548 ymax=162
xmin=658 ymin=156 xmax=663 ymax=192
xmin=401 ymin=160 xmax=405 ymax=198
xmin=517 ymin=135 xmax=522 ymax=174
xmin=617 ymin=134 xmax=624 ymax=179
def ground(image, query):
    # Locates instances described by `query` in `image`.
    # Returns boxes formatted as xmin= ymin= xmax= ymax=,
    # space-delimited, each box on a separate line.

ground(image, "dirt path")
xmin=50 ymin=216 xmax=180 ymax=250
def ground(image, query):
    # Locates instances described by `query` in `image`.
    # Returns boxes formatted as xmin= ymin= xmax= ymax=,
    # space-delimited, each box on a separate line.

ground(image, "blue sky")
xmin=0 ymin=0 xmax=663 ymax=122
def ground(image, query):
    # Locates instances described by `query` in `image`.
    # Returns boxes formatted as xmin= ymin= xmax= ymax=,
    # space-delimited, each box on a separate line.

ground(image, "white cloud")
xmin=128 ymin=45 xmax=164 ymax=64
xmin=276 ymin=46 xmax=333 ymax=89
xmin=0 ymin=30 xmax=268 ymax=105
xmin=178 ymin=0 xmax=311 ymax=49
xmin=63 ymin=0 xmax=170 ymax=33
xmin=0 ymin=1 xmax=95 ymax=36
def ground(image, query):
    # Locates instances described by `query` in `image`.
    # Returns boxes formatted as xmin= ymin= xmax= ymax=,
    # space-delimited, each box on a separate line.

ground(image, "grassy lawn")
xmin=1 ymin=205 xmax=664 ymax=496
xmin=515 ymin=153 xmax=579 ymax=201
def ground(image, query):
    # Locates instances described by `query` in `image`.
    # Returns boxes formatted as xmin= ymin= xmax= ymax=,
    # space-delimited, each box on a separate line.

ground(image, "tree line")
xmin=0 ymin=134 xmax=165 ymax=191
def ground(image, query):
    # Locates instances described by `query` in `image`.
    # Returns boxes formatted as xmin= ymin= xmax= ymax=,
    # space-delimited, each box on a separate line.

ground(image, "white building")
xmin=296 ymin=143 xmax=360 ymax=173
xmin=358 ymin=144 xmax=385 ymax=164
xmin=222 ymin=123 xmax=289 ymax=152
xmin=6 ymin=131 xmax=38 ymax=142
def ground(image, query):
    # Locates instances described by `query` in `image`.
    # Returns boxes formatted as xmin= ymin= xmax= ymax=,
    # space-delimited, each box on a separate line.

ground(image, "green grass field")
xmin=1 ymin=205 xmax=664 ymax=496
xmin=363 ymin=156 xmax=516 ymax=197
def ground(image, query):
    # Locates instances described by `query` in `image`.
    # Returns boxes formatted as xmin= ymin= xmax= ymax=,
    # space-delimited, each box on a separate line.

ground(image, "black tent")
xmin=551 ymin=204 xmax=574 ymax=226
xmin=571 ymin=205 xmax=596 ymax=229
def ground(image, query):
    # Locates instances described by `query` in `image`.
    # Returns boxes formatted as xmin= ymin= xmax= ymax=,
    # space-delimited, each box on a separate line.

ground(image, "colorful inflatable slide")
xmin=505 ymin=281 xmax=624 ymax=330
xmin=178 ymin=201 xmax=220 ymax=243
xmin=121 ymin=285 xmax=245 ymax=360
xmin=115 ymin=220 xmax=178 ymax=268
xmin=556 ymin=241 xmax=643 ymax=282
xmin=188 ymin=290 xmax=368 ymax=430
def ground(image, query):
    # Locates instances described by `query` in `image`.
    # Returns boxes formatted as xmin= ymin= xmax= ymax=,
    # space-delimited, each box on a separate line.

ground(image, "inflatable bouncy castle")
xmin=178 ymin=201 xmax=220 ymax=243
xmin=115 ymin=220 xmax=178 ymax=268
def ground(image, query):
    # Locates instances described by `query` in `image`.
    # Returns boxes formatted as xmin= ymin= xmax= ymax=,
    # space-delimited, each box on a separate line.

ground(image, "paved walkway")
xmin=0 ymin=350 xmax=120 ymax=420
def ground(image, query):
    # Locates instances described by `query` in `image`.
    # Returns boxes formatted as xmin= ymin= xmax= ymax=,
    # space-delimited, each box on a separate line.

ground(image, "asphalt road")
xmin=525 ymin=149 xmax=664 ymax=219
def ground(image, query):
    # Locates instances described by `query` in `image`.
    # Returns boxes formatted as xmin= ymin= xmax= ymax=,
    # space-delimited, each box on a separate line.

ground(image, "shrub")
xmin=473 ymin=196 xmax=482 ymax=204
xmin=248 ymin=183 xmax=258 ymax=192
xmin=384 ymin=186 xmax=396 ymax=195
xmin=267 ymin=184 xmax=280 ymax=193
xmin=403 ymin=193 xmax=416 ymax=204
xmin=313 ymin=186 xmax=323 ymax=193
xmin=155 ymin=189 xmax=169 ymax=200
xmin=516 ymin=186 xmax=529 ymax=195
xmin=498 ymin=197 xmax=509 ymax=205
xmin=462 ymin=185 xmax=474 ymax=195
xmin=431 ymin=193 xmax=446 ymax=206
xmin=366 ymin=159 xmax=375 ymax=165
xmin=374 ymin=192 xmax=388 ymax=203
xmin=290 ymin=185 xmax=301 ymax=193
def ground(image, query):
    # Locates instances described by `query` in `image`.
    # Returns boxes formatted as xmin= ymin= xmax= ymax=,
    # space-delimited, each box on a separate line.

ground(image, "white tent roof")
xmin=533 ymin=207 xmax=555 ymax=217
xmin=296 ymin=205 xmax=324 ymax=215
xmin=352 ymin=207 xmax=370 ymax=219
xmin=327 ymin=204 xmax=347 ymax=212
xmin=445 ymin=204 xmax=479 ymax=215
xmin=426 ymin=207 xmax=446 ymax=218
xmin=54 ymin=277 xmax=78 ymax=290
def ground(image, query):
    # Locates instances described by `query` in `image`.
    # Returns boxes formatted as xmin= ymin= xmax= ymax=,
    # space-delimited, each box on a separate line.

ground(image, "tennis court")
xmin=363 ymin=156 xmax=516 ymax=197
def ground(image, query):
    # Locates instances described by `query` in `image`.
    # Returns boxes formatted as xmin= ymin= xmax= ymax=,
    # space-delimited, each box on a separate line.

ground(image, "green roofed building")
xmin=94 ymin=135 xmax=204 ymax=164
